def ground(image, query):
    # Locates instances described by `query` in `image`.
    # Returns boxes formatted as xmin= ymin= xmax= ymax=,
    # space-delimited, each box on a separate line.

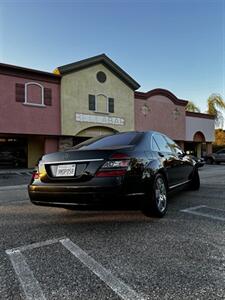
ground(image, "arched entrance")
xmin=73 ymin=126 xmax=118 ymax=146
xmin=193 ymin=131 xmax=205 ymax=143
xmin=76 ymin=126 xmax=118 ymax=137
xmin=193 ymin=131 xmax=206 ymax=158
xmin=184 ymin=131 xmax=207 ymax=158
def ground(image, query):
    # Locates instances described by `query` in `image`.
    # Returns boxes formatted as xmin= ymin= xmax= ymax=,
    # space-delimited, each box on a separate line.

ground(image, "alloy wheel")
xmin=155 ymin=177 xmax=167 ymax=212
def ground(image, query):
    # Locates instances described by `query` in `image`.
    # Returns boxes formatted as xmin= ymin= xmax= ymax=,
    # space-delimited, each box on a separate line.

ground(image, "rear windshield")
xmin=72 ymin=132 xmax=142 ymax=150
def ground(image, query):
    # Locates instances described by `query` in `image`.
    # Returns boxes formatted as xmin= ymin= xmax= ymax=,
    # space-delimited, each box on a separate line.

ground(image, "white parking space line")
xmin=60 ymin=238 xmax=147 ymax=300
xmin=5 ymin=249 xmax=46 ymax=300
xmin=181 ymin=205 xmax=206 ymax=212
xmin=11 ymin=238 xmax=63 ymax=252
xmin=5 ymin=238 xmax=62 ymax=300
xmin=181 ymin=205 xmax=225 ymax=222
xmin=6 ymin=237 xmax=147 ymax=300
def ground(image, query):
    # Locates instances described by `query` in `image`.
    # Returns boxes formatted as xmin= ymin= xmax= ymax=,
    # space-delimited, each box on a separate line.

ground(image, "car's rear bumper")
xmin=28 ymin=182 xmax=144 ymax=209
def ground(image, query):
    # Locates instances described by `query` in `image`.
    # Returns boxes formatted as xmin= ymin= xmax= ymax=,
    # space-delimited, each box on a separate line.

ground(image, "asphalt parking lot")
xmin=0 ymin=165 xmax=225 ymax=300
xmin=0 ymin=169 xmax=32 ymax=187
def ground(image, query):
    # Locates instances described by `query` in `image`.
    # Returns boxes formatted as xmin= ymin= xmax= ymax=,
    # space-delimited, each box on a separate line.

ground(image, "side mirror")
xmin=178 ymin=152 xmax=186 ymax=159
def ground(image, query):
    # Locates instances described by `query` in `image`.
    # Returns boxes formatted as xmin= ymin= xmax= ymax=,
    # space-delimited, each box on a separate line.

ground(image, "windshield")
xmin=71 ymin=132 xmax=142 ymax=150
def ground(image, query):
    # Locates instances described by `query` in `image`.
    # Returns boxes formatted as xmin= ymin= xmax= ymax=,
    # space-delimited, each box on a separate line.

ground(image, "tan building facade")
xmin=57 ymin=54 xmax=140 ymax=149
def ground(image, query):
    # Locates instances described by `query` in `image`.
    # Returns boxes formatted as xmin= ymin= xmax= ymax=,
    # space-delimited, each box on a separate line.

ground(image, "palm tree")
xmin=207 ymin=94 xmax=225 ymax=128
xmin=186 ymin=101 xmax=200 ymax=113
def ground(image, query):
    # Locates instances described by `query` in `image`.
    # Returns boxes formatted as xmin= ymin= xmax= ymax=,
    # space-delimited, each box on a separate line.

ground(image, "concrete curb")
xmin=0 ymin=185 xmax=28 ymax=191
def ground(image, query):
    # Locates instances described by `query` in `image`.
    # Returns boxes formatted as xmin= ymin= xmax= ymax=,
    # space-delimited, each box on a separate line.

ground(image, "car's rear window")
xmin=72 ymin=132 xmax=142 ymax=150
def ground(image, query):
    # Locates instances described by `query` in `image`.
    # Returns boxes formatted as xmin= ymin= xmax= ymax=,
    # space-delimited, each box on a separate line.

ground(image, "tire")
xmin=189 ymin=169 xmax=200 ymax=190
xmin=142 ymin=174 xmax=168 ymax=218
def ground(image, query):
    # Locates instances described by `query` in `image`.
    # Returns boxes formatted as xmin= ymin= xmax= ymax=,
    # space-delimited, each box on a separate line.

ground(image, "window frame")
xmin=164 ymin=135 xmax=184 ymax=156
xmin=151 ymin=133 xmax=172 ymax=153
xmin=88 ymin=94 xmax=96 ymax=111
xmin=151 ymin=136 xmax=160 ymax=151
xmin=96 ymin=93 xmax=109 ymax=113
xmin=96 ymin=71 xmax=107 ymax=83
xmin=24 ymin=82 xmax=46 ymax=107
xmin=108 ymin=97 xmax=114 ymax=113
xmin=88 ymin=94 xmax=115 ymax=114
xmin=73 ymin=132 xmax=142 ymax=150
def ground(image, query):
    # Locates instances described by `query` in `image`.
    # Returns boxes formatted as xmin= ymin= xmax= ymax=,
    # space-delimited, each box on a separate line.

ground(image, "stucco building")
xmin=56 ymin=54 xmax=139 ymax=150
xmin=0 ymin=54 xmax=215 ymax=168
xmin=135 ymin=89 xmax=214 ymax=157
xmin=0 ymin=63 xmax=61 ymax=167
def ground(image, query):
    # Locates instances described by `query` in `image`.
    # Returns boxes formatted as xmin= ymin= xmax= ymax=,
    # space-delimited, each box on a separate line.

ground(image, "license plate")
xmin=56 ymin=164 xmax=76 ymax=177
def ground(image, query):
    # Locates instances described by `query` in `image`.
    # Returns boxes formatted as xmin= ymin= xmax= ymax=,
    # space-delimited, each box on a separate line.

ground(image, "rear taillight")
xmin=32 ymin=171 xmax=40 ymax=180
xmin=101 ymin=160 xmax=129 ymax=169
xmin=32 ymin=161 xmax=45 ymax=180
xmin=95 ymin=153 xmax=130 ymax=177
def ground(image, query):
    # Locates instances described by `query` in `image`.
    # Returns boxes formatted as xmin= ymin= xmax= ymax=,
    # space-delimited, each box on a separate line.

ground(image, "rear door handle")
xmin=158 ymin=152 xmax=164 ymax=157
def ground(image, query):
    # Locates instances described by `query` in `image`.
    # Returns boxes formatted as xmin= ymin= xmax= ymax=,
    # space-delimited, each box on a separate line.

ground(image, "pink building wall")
xmin=0 ymin=72 xmax=61 ymax=135
xmin=44 ymin=137 xmax=58 ymax=154
xmin=135 ymin=90 xmax=187 ymax=141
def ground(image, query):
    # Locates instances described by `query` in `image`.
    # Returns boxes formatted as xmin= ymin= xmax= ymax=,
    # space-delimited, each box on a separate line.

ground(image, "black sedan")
xmin=28 ymin=131 xmax=200 ymax=217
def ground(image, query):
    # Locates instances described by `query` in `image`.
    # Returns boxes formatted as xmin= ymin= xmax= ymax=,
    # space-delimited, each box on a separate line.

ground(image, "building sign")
xmin=75 ymin=113 xmax=125 ymax=126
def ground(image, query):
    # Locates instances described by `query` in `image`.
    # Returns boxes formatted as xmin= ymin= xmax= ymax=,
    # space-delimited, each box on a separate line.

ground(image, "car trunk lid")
xmin=40 ymin=147 xmax=133 ymax=182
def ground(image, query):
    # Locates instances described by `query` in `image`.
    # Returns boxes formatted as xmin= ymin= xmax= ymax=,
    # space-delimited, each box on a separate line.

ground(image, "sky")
xmin=0 ymin=0 xmax=224 ymax=115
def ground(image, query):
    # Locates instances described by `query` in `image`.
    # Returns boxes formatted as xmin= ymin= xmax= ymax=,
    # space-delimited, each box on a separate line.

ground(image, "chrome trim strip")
xmin=32 ymin=201 xmax=89 ymax=206
xmin=43 ymin=159 xmax=104 ymax=165
xmin=169 ymin=180 xmax=191 ymax=190
xmin=126 ymin=193 xmax=145 ymax=196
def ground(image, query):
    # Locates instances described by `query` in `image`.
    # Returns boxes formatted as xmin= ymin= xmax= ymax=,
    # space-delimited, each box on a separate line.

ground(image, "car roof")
xmin=112 ymin=130 xmax=162 ymax=135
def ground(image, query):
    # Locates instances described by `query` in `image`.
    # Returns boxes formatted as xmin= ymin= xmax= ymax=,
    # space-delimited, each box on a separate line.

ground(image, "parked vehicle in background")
xmin=29 ymin=131 xmax=200 ymax=218
xmin=189 ymin=155 xmax=205 ymax=168
xmin=204 ymin=149 xmax=225 ymax=164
